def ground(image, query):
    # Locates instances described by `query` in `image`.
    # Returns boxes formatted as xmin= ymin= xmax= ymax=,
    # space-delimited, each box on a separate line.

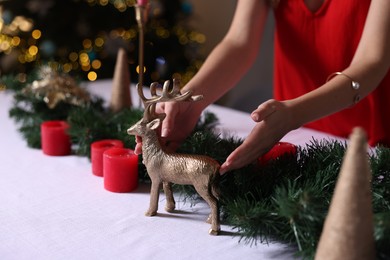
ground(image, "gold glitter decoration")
xmin=22 ymin=66 xmax=90 ymax=109
xmin=127 ymin=79 xmax=221 ymax=235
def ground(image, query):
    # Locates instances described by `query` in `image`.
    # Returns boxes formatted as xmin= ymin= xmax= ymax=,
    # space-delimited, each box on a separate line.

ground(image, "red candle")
xmin=41 ymin=120 xmax=71 ymax=156
xmin=91 ymin=139 xmax=124 ymax=177
xmin=258 ymin=142 xmax=297 ymax=165
xmin=103 ymin=147 xmax=138 ymax=193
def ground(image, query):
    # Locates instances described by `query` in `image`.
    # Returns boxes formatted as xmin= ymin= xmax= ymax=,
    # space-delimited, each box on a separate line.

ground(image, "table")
xmin=0 ymin=80 xmax=341 ymax=260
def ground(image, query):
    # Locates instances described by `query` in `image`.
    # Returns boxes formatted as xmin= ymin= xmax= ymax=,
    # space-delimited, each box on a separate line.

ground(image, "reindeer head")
xmin=127 ymin=78 xmax=202 ymax=138
xmin=127 ymin=117 xmax=162 ymax=137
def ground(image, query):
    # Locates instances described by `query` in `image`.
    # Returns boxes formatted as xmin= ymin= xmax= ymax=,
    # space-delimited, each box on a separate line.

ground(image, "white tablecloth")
xmin=0 ymin=80 xmax=341 ymax=260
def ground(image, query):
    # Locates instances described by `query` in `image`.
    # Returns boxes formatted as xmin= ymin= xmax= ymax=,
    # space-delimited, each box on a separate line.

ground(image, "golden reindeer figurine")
xmin=127 ymin=79 xmax=221 ymax=235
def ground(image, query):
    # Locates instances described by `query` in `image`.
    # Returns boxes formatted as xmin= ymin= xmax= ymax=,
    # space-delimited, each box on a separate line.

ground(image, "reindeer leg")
xmin=194 ymin=184 xmax=220 ymax=236
xmin=146 ymin=180 xmax=161 ymax=216
xmin=206 ymin=194 xmax=220 ymax=236
xmin=163 ymin=181 xmax=175 ymax=212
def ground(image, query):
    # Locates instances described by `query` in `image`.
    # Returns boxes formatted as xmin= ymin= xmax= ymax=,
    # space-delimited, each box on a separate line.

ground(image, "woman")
xmin=136 ymin=0 xmax=390 ymax=174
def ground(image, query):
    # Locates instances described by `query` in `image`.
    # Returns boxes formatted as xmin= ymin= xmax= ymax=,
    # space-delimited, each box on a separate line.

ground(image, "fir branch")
xmin=224 ymin=196 xmax=285 ymax=244
xmin=216 ymin=140 xmax=390 ymax=259
xmin=371 ymin=147 xmax=390 ymax=212
xmin=67 ymin=105 xmax=150 ymax=182
xmin=0 ymin=73 xmax=36 ymax=92
xmin=374 ymin=212 xmax=390 ymax=259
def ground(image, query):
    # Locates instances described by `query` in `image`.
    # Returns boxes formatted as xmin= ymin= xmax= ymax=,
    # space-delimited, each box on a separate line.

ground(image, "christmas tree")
xmin=0 ymin=0 xmax=204 ymax=84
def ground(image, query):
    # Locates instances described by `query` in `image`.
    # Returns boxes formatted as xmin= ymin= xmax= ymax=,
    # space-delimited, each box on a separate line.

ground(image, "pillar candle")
xmin=91 ymin=139 xmax=124 ymax=177
xmin=103 ymin=147 xmax=138 ymax=193
xmin=258 ymin=142 xmax=297 ymax=165
xmin=41 ymin=120 xmax=71 ymax=156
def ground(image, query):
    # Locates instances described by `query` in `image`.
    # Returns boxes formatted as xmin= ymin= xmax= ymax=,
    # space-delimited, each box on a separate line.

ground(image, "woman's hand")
xmin=219 ymin=99 xmax=296 ymax=174
xmin=134 ymin=100 xmax=203 ymax=154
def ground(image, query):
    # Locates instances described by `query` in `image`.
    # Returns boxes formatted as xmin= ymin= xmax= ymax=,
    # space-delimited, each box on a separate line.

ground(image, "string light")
xmin=11 ymin=36 xmax=21 ymax=46
xmin=136 ymin=65 xmax=146 ymax=74
xmin=28 ymin=45 xmax=38 ymax=56
xmin=63 ymin=63 xmax=73 ymax=73
xmin=31 ymin=29 xmax=41 ymax=40
xmin=69 ymin=52 xmax=78 ymax=62
xmin=94 ymin=37 xmax=104 ymax=47
xmin=88 ymin=71 xmax=98 ymax=81
xmin=0 ymin=0 xmax=205 ymax=83
xmin=91 ymin=59 xmax=102 ymax=69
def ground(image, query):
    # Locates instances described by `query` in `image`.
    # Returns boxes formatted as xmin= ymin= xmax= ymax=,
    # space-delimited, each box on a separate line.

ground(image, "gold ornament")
xmin=22 ymin=66 xmax=90 ymax=109
xmin=110 ymin=48 xmax=132 ymax=112
xmin=127 ymin=78 xmax=222 ymax=235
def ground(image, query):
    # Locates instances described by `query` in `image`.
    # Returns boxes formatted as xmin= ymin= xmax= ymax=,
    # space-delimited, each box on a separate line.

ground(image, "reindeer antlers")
xmin=138 ymin=78 xmax=203 ymax=121
xmin=137 ymin=78 xmax=202 ymax=105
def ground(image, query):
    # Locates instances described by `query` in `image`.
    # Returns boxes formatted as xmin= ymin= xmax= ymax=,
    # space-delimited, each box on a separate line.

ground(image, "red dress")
xmin=273 ymin=0 xmax=390 ymax=147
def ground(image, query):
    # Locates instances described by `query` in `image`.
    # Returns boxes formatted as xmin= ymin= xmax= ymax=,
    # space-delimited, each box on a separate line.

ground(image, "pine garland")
xmin=4 ymin=73 xmax=390 ymax=259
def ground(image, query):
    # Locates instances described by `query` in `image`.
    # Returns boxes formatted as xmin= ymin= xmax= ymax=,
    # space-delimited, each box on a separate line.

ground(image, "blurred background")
xmin=0 ymin=0 xmax=273 ymax=112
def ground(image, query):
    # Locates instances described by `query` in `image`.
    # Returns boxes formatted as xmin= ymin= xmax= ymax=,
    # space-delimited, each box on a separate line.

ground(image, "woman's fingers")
xmin=220 ymin=100 xmax=291 ymax=174
xmin=134 ymin=136 xmax=143 ymax=155
xmin=251 ymin=99 xmax=277 ymax=122
xmin=220 ymin=124 xmax=273 ymax=174
xmin=159 ymin=102 xmax=176 ymax=137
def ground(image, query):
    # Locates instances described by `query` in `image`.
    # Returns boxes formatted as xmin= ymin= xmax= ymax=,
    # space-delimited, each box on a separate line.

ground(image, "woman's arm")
xmin=156 ymin=0 xmax=270 ymax=145
xmin=182 ymin=0 xmax=269 ymax=110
